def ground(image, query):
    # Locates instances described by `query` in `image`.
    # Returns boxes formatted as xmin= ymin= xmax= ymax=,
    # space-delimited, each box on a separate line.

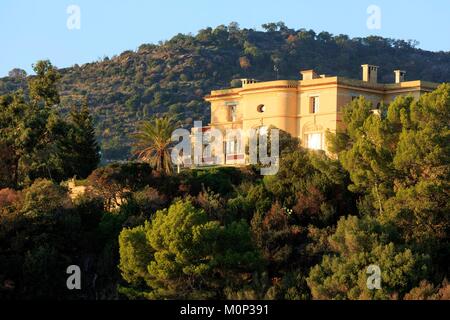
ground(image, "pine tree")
xmin=119 ymin=200 xmax=261 ymax=299
xmin=324 ymin=85 xmax=450 ymax=297
xmin=65 ymin=101 xmax=101 ymax=179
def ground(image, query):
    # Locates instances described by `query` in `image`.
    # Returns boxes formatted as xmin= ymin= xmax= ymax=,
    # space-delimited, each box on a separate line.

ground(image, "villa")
xmin=197 ymin=64 xmax=439 ymax=165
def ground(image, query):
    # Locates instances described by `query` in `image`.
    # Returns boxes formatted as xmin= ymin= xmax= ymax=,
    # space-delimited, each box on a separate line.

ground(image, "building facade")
xmin=200 ymin=65 xmax=438 ymax=165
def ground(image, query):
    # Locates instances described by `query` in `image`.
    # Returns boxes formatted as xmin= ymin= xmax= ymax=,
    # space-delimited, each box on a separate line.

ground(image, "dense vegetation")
xmin=0 ymin=61 xmax=100 ymax=189
xmin=1 ymin=81 xmax=449 ymax=299
xmin=1 ymin=22 xmax=450 ymax=161
xmin=0 ymin=23 xmax=448 ymax=300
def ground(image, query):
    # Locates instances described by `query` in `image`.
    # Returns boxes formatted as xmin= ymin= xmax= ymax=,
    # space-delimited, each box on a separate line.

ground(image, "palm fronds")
xmin=131 ymin=116 xmax=177 ymax=174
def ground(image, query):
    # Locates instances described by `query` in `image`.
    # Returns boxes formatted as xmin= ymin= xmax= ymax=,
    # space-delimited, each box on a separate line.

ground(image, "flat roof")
xmin=205 ymin=76 xmax=440 ymax=100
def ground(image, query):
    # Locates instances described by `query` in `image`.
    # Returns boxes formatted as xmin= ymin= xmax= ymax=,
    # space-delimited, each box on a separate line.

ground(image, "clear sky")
xmin=0 ymin=0 xmax=449 ymax=77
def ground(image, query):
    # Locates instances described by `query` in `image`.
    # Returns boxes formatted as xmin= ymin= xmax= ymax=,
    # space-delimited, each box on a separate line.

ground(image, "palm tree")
xmin=132 ymin=116 xmax=176 ymax=174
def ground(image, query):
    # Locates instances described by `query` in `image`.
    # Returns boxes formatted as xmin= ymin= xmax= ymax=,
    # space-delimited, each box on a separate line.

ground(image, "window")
xmin=257 ymin=104 xmax=266 ymax=113
xmin=226 ymin=140 xmax=235 ymax=154
xmin=226 ymin=139 xmax=240 ymax=154
xmin=228 ymin=105 xmax=237 ymax=122
xmin=307 ymin=133 xmax=323 ymax=150
xmin=310 ymin=96 xmax=319 ymax=113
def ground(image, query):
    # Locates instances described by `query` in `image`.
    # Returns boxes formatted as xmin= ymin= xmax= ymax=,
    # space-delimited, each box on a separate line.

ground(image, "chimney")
xmin=300 ymin=69 xmax=319 ymax=80
xmin=394 ymin=70 xmax=406 ymax=83
xmin=361 ymin=64 xmax=379 ymax=83
xmin=240 ymin=78 xmax=258 ymax=87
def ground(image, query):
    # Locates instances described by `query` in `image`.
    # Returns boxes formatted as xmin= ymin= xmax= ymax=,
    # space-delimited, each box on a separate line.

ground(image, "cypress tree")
xmin=66 ymin=101 xmax=100 ymax=179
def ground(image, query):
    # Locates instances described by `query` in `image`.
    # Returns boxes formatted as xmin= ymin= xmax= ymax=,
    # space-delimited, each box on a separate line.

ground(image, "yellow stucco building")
xmin=202 ymin=65 xmax=438 ymax=163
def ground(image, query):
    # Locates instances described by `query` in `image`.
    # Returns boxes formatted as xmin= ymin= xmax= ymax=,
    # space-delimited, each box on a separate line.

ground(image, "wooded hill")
xmin=1 ymin=22 xmax=449 ymax=161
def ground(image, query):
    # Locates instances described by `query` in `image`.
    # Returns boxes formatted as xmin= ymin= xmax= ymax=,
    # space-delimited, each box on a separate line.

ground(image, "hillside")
xmin=1 ymin=22 xmax=450 ymax=161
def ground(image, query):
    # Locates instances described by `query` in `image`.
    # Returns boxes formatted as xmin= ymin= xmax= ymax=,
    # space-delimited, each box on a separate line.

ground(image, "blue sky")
xmin=0 ymin=0 xmax=449 ymax=77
